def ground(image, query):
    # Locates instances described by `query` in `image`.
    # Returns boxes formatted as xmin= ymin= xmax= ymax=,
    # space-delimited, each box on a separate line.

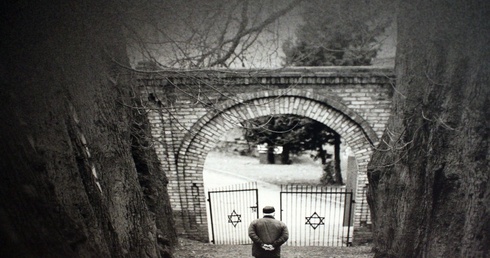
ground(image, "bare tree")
xmin=0 ymin=1 xmax=306 ymax=257
xmin=122 ymin=0 xmax=305 ymax=69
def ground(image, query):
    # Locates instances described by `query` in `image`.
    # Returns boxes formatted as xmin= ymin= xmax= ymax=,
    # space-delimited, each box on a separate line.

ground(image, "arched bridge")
xmin=137 ymin=67 xmax=394 ymax=242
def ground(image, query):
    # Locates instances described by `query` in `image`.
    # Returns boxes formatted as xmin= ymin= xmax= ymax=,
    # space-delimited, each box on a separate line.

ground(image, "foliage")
xmin=282 ymin=0 xmax=394 ymax=66
xmin=320 ymin=160 xmax=342 ymax=185
xmin=243 ymin=115 xmax=338 ymax=161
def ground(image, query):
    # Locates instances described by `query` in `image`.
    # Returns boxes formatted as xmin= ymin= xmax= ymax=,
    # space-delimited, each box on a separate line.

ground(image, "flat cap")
xmin=263 ymin=206 xmax=275 ymax=214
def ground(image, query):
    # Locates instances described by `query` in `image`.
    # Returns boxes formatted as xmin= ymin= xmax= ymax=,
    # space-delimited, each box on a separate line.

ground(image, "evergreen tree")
xmin=244 ymin=115 xmax=344 ymax=184
xmin=283 ymin=0 xmax=393 ymax=66
xmin=244 ymin=116 xmax=333 ymax=158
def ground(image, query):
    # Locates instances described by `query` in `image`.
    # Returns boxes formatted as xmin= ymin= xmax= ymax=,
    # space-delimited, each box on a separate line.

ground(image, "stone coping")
xmin=134 ymin=66 xmax=394 ymax=79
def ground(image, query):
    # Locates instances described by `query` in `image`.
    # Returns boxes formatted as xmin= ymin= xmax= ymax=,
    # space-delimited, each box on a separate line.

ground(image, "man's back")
xmin=248 ymin=212 xmax=289 ymax=258
xmin=249 ymin=217 xmax=287 ymax=244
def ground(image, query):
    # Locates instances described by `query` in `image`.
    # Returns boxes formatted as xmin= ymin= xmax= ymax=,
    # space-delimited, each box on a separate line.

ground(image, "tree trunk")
xmin=333 ymin=134 xmax=343 ymax=185
xmin=281 ymin=144 xmax=291 ymax=164
xmin=319 ymin=146 xmax=327 ymax=165
xmin=267 ymin=145 xmax=276 ymax=164
xmin=131 ymin=106 xmax=178 ymax=257
xmin=0 ymin=1 xmax=176 ymax=257
xmin=367 ymin=1 xmax=489 ymax=257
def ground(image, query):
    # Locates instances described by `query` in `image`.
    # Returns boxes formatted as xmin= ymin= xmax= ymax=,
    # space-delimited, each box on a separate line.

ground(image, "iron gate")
xmin=207 ymin=182 xmax=259 ymax=244
xmin=280 ymin=185 xmax=354 ymax=246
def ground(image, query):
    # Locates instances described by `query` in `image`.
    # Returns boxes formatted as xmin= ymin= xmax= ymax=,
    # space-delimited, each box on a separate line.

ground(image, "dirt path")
xmin=174 ymin=237 xmax=374 ymax=258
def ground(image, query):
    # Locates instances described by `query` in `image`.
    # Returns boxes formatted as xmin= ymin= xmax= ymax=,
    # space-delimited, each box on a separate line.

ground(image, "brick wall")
xmin=139 ymin=67 xmax=394 ymax=241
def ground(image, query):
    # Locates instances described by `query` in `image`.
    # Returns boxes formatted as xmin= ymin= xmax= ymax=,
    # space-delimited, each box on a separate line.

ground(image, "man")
xmin=248 ymin=206 xmax=289 ymax=258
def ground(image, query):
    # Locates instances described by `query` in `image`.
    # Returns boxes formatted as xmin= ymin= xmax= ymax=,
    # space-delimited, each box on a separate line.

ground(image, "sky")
xmin=127 ymin=0 xmax=396 ymax=69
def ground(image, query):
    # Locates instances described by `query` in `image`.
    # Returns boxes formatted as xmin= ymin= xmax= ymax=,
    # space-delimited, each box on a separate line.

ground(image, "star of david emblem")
xmin=305 ymin=212 xmax=325 ymax=230
xmin=228 ymin=210 xmax=242 ymax=227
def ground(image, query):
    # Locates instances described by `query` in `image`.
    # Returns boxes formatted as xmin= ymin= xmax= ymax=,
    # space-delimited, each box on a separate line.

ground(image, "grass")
xmin=204 ymin=151 xmax=325 ymax=186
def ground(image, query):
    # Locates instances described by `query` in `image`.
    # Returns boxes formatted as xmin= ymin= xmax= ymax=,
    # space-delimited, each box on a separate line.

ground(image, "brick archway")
xmin=176 ymin=89 xmax=378 ymax=240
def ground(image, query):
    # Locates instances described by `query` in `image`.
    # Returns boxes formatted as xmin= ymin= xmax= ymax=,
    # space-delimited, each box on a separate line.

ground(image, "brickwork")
xmin=139 ymin=67 xmax=394 ymax=241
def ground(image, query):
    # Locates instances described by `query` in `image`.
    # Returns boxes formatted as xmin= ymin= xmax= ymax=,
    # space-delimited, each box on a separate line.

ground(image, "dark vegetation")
xmin=282 ymin=0 xmax=393 ymax=66
xmin=243 ymin=115 xmax=343 ymax=185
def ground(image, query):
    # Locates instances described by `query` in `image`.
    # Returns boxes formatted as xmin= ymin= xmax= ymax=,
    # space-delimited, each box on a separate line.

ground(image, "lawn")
xmin=204 ymin=151 xmax=325 ymax=186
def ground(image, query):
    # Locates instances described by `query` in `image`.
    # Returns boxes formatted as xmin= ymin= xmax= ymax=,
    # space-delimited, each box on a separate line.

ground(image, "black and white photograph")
xmin=1 ymin=0 xmax=488 ymax=257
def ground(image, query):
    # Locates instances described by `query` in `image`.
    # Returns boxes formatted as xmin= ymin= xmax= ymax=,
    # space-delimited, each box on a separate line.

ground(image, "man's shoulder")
xmin=249 ymin=218 xmax=264 ymax=224
xmin=261 ymin=217 xmax=286 ymax=225
xmin=274 ymin=219 xmax=286 ymax=225
xmin=250 ymin=217 xmax=272 ymax=223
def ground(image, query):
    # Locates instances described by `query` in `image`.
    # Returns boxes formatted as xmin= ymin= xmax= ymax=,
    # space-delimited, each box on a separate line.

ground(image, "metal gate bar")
xmin=280 ymin=185 xmax=354 ymax=247
xmin=207 ymin=182 xmax=259 ymax=244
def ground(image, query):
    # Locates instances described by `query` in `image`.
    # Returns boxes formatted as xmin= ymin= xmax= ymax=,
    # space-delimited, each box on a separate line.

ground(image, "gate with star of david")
xmin=207 ymin=182 xmax=259 ymax=244
xmin=280 ymin=185 xmax=354 ymax=246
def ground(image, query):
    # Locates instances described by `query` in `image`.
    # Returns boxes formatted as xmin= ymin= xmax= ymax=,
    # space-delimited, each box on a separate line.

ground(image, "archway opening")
xmin=174 ymin=93 xmax=376 ymax=242
xmin=202 ymin=114 xmax=360 ymax=243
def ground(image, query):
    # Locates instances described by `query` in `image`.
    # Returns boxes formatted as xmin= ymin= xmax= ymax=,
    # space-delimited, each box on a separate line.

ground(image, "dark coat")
xmin=248 ymin=215 xmax=289 ymax=258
